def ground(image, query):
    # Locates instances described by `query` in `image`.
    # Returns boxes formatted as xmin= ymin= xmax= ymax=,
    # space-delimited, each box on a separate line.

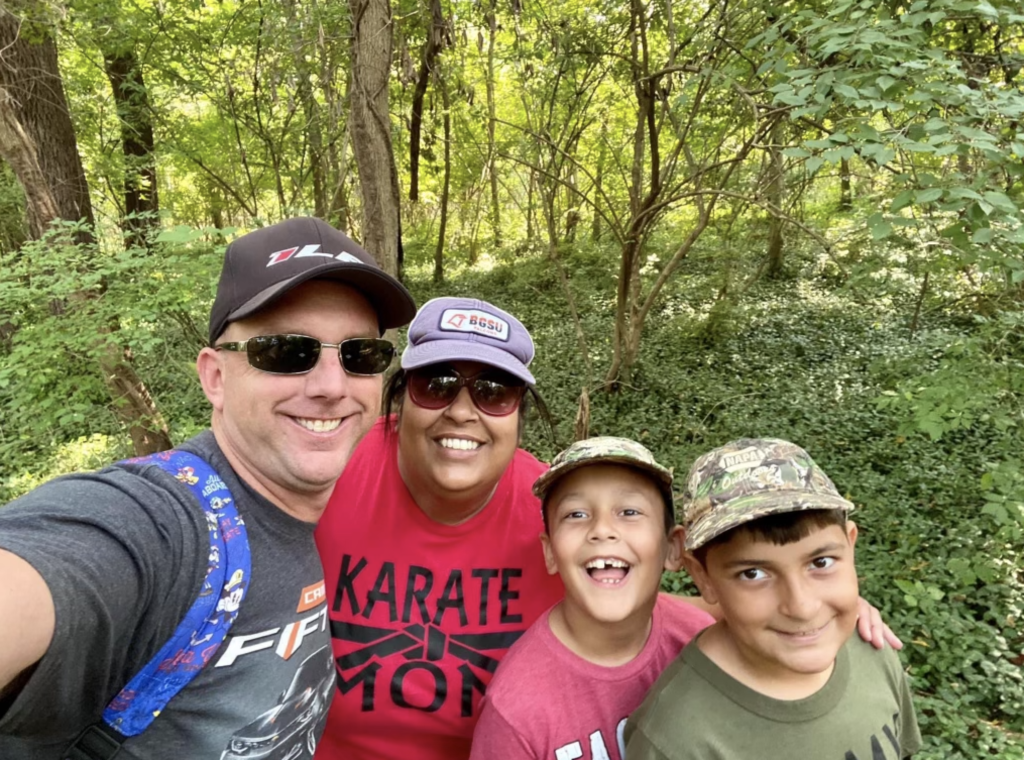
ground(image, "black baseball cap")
xmin=208 ymin=217 xmax=417 ymax=343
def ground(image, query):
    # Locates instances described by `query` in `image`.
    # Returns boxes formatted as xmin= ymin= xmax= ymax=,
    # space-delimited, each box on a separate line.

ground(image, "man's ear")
xmin=196 ymin=346 xmax=227 ymax=411
xmin=682 ymin=551 xmax=719 ymax=606
xmin=539 ymin=533 xmax=559 ymax=576
xmin=664 ymin=526 xmax=685 ymax=572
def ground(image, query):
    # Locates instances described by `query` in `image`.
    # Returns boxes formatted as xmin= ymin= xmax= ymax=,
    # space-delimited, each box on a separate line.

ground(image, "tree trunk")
xmin=526 ymin=169 xmax=535 ymax=240
xmin=0 ymin=90 xmax=60 ymax=235
xmin=592 ymin=128 xmax=605 ymax=242
xmin=330 ymin=121 xmax=353 ymax=232
xmin=0 ymin=4 xmax=171 ymax=456
xmin=839 ymin=157 xmax=852 ymax=212
xmin=103 ymin=46 xmax=159 ymax=250
xmin=283 ymin=0 xmax=328 ymax=219
xmin=0 ymin=5 xmax=93 ymax=242
xmin=349 ymin=0 xmax=401 ymax=277
xmin=765 ymin=121 xmax=785 ymax=279
xmin=433 ymin=71 xmax=450 ymax=284
xmin=486 ymin=0 xmax=501 ymax=247
xmin=408 ymin=0 xmax=448 ymax=202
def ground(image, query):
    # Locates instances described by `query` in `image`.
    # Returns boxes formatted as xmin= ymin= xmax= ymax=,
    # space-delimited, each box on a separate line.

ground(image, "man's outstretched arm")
xmin=0 ymin=549 xmax=54 ymax=695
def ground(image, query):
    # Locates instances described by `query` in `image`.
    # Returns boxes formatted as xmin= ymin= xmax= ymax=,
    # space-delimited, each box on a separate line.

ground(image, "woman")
xmin=314 ymin=296 xmax=562 ymax=760
xmin=314 ymin=296 xmax=896 ymax=760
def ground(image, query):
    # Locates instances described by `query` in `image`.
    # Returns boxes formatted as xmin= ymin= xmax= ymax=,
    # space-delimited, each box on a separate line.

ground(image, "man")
xmin=0 ymin=217 xmax=415 ymax=759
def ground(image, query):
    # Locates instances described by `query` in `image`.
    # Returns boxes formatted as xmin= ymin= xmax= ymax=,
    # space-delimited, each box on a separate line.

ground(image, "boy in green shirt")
xmin=625 ymin=438 xmax=921 ymax=759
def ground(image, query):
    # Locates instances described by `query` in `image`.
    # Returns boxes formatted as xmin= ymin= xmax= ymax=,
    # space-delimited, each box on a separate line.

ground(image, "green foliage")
xmin=0 ymin=223 xmax=222 ymax=501
xmin=402 ymin=234 xmax=1024 ymax=758
xmin=758 ymin=0 xmax=1024 ymax=292
xmin=3 ymin=0 xmax=1023 ymax=753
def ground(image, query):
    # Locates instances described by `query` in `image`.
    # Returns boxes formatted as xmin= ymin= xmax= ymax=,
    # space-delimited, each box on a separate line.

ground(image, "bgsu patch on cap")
xmin=439 ymin=308 xmax=510 ymax=342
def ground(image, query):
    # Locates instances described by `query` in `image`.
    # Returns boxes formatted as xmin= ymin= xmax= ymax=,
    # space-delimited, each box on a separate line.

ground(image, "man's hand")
xmin=0 ymin=550 xmax=55 ymax=693
xmin=857 ymin=595 xmax=903 ymax=649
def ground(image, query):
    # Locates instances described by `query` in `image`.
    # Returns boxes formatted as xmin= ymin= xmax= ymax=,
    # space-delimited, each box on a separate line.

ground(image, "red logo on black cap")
xmin=266 ymin=244 xmax=336 ymax=267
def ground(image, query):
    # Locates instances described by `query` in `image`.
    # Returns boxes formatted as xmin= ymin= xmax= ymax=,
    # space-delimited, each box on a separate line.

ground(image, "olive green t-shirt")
xmin=625 ymin=633 xmax=921 ymax=759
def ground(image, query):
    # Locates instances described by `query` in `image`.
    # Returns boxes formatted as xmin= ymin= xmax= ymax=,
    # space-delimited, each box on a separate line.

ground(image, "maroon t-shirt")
xmin=470 ymin=594 xmax=714 ymax=760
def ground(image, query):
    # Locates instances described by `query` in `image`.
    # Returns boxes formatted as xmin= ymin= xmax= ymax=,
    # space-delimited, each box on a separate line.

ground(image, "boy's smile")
xmin=687 ymin=522 xmax=860 ymax=698
xmin=585 ymin=556 xmax=631 ymax=584
xmin=541 ymin=464 xmax=683 ymax=648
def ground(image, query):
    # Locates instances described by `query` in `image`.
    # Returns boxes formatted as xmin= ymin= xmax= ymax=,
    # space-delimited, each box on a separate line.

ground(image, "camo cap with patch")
xmin=682 ymin=438 xmax=854 ymax=551
xmin=533 ymin=436 xmax=673 ymax=510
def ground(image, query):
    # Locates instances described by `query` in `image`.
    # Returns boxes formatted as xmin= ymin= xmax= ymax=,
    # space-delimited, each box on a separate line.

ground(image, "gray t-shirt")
xmin=0 ymin=431 xmax=333 ymax=759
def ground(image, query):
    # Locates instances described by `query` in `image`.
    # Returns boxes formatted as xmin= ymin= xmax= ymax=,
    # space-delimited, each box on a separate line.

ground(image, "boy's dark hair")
xmin=541 ymin=469 xmax=676 ymax=536
xmin=691 ymin=508 xmax=848 ymax=567
xmin=381 ymin=367 xmax=556 ymax=443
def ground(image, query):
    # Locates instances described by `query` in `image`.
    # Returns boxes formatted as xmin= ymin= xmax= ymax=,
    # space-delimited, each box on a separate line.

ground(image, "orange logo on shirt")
xmin=297 ymin=580 xmax=327 ymax=612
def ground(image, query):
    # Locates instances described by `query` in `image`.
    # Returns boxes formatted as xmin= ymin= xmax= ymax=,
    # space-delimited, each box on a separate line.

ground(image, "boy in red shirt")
xmin=469 ymin=437 xmax=714 ymax=760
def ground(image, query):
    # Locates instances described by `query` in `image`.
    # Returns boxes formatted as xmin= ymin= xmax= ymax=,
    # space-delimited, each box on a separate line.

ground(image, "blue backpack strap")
xmin=64 ymin=450 xmax=251 ymax=758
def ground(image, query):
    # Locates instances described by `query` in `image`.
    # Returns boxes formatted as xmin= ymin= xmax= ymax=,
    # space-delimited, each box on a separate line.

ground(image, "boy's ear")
xmin=682 ymin=551 xmax=719 ymax=607
xmin=663 ymin=526 xmax=685 ymax=572
xmin=845 ymin=520 xmax=858 ymax=548
xmin=539 ymin=533 xmax=559 ymax=576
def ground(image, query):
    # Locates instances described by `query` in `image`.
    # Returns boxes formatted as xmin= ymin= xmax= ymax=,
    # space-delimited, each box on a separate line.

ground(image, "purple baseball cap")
xmin=400 ymin=297 xmax=536 ymax=384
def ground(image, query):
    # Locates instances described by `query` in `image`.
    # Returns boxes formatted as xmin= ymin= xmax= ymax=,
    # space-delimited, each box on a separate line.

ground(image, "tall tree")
xmin=0 ymin=1 xmax=171 ymax=456
xmin=0 ymin=2 xmax=93 ymax=241
xmin=408 ymin=0 xmax=449 ymax=202
xmin=102 ymin=42 xmax=159 ymax=249
xmin=349 ymin=0 xmax=401 ymax=277
xmin=485 ymin=0 xmax=500 ymax=246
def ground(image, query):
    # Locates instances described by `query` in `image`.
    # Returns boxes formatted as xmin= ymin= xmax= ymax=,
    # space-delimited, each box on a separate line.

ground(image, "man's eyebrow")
xmin=721 ymin=541 xmax=847 ymax=568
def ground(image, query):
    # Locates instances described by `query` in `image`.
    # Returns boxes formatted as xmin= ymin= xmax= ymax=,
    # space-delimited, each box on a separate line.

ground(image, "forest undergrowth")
xmin=1 ymin=238 xmax=1022 ymax=758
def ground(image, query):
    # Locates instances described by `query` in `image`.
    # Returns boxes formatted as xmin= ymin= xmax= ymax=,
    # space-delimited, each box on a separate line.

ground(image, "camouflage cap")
xmin=682 ymin=438 xmax=854 ymax=551
xmin=533 ymin=436 xmax=673 ymax=507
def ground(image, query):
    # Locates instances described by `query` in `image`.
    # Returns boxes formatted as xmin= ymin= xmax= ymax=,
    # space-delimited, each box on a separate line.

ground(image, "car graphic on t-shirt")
xmin=220 ymin=646 xmax=335 ymax=760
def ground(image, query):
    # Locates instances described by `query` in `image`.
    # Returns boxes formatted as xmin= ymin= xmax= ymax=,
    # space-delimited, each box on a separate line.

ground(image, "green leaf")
xmin=976 ymin=1 xmax=998 ymax=18
xmin=947 ymin=188 xmax=982 ymax=201
xmin=868 ymin=213 xmax=892 ymax=240
xmin=916 ymin=188 xmax=944 ymax=203
xmin=874 ymin=147 xmax=896 ymax=166
xmin=776 ymin=93 xmax=807 ymax=106
xmin=782 ymin=147 xmax=810 ymax=158
xmin=971 ymin=228 xmax=993 ymax=244
xmin=894 ymin=579 xmax=916 ymax=594
xmin=876 ymin=75 xmax=897 ymax=92
xmin=890 ymin=190 xmax=915 ymax=212
xmin=982 ymin=192 xmax=1018 ymax=214
xmin=833 ymin=84 xmax=859 ymax=98
xmin=806 ymin=156 xmax=825 ymax=174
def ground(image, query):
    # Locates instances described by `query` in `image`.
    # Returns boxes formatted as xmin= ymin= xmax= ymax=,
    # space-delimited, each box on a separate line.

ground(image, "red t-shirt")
xmin=314 ymin=419 xmax=565 ymax=760
xmin=469 ymin=594 xmax=715 ymax=760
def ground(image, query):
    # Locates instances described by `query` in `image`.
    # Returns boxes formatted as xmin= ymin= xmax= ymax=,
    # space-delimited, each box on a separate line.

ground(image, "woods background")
xmin=0 ymin=0 xmax=1022 ymax=755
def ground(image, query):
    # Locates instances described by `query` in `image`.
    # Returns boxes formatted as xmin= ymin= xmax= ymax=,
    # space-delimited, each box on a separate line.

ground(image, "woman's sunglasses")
xmin=407 ymin=366 xmax=526 ymax=416
xmin=215 ymin=334 xmax=395 ymax=376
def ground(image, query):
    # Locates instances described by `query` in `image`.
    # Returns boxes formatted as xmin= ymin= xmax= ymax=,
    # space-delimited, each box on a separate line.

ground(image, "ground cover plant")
xmin=1 ymin=0 xmax=1022 ymax=754
xmin=2 ymin=229 xmax=1021 ymax=758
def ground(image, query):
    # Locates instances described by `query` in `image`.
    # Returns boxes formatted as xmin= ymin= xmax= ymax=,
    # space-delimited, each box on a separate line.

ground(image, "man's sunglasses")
xmin=407 ymin=366 xmax=527 ymax=416
xmin=215 ymin=334 xmax=395 ymax=376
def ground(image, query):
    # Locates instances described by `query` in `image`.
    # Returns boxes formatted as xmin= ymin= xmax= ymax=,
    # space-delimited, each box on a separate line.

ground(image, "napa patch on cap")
xmin=681 ymin=438 xmax=855 ymax=551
